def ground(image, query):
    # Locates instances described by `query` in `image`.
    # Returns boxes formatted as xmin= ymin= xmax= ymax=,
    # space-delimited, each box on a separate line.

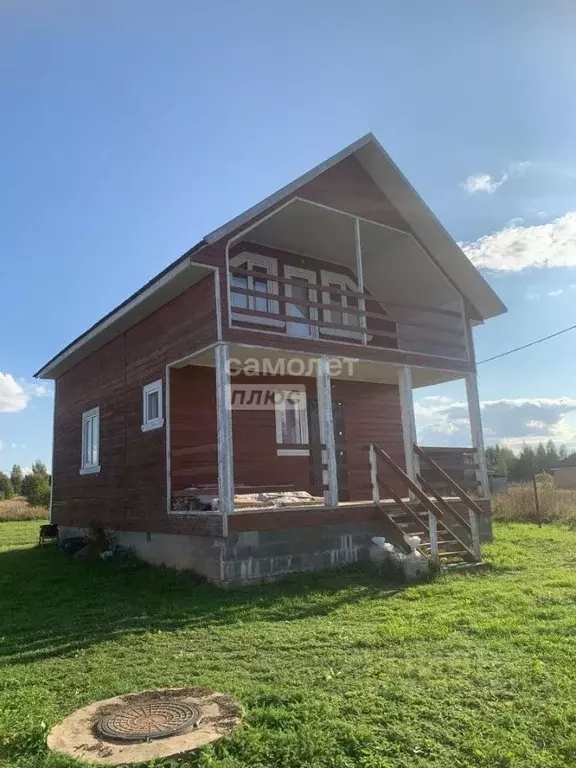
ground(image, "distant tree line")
xmin=0 ymin=461 xmax=51 ymax=507
xmin=486 ymin=440 xmax=569 ymax=483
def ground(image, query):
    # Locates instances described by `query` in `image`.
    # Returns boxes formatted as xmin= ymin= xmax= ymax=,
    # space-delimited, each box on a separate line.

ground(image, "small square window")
xmin=142 ymin=380 xmax=164 ymax=431
xmin=80 ymin=406 xmax=100 ymax=474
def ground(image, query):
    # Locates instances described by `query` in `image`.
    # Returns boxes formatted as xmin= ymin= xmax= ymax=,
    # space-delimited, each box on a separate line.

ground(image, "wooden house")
xmin=35 ymin=134 xmax=506 ymax=584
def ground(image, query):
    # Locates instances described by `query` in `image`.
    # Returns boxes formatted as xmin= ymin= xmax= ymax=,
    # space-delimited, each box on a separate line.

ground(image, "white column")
xmin=317 ymin=355 xmax=339 ymax=507
xmin=466 ymin=372 xmax=490 ymax=499
xmin=354 ymin=218 xmax=368 ymax=345
xmin=369 ymin=444 xmax=379 ymax=503
xmin=215 ymin=343 xmax=234 ymax=531
xmin=397 ymin=366 xmax=419 ymax=486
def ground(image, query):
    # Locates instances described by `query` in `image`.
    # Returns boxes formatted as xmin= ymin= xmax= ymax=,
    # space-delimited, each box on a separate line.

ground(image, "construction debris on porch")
xmin=172 ymin=489 xmax=325 ymax=512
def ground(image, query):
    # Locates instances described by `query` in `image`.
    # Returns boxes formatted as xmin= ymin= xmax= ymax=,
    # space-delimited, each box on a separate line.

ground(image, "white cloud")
xmin=27 ymin=383 xmax=51 ymax=398
xmin=415 ymin=396 xmax=576 ymax=448
xmin=461 ymin=211 xmax=576 ymax=271
xmin=460 ymin=160 xmax=532 ymax=196
xmin=526 ymin=292 xmax=541 ymax=300
xmin=0 ymin=373 xmax=28 ymax=413
xmin=509 ymin=160 xmax=532 ymax=176
xmin=462 ymin=172 xmax=507 ymax=194
xmin=0 ymin=440 xmax=4 ymax=452
xmin=548 ymin=289 xmax=563 ymax=296
xmin=0 ymin=372 xmax=53 ymax=414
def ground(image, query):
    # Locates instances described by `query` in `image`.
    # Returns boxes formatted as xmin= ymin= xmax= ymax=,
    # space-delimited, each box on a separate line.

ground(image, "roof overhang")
xmin=240 ymin=197 xmax=462 ymax=311
xmin=175 ymin=342 xmax=468 ymax=389
xmin=206 ymin=133 xmax=507 ymax=322
xmin=35 ymin=256 xmax=213 ymax=379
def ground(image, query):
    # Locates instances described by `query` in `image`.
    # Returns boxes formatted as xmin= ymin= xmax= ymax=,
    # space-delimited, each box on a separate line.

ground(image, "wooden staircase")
xmin=368 ymin=442 xmax=484 ymax=565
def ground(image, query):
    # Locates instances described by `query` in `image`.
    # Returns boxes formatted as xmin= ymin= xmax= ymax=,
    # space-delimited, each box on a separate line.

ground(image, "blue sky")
xmin=2 ymin=0 xmax=576 ymax=471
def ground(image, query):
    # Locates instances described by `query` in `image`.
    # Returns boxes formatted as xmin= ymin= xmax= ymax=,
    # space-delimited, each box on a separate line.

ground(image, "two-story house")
xmin=35 ymin=134 xmax=506 ymax=584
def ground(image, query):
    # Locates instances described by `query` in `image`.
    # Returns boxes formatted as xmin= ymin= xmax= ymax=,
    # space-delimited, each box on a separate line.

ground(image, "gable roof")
xmin=206 ymin=133 xmax=506 ymax=321
xmin=35 ymin=132 xmax=506 ymax=380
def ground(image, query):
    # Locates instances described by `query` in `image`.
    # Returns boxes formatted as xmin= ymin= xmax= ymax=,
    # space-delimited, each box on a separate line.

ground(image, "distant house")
xmin=35 ymin=133 xmax=507 ymax=584
xmin=552 ymin=455 xmax=576 ymax=488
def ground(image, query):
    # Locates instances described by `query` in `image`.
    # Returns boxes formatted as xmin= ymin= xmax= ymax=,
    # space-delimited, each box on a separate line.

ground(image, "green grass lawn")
xmin=2 ymin=520 xmax=576 ymax=768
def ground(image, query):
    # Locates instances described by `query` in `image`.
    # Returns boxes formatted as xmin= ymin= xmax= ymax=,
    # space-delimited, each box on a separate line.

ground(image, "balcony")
xmin=224 ymin=196 xmax=472 ymax=365
xmin=229 ymin=263 xmax=469 ymax=362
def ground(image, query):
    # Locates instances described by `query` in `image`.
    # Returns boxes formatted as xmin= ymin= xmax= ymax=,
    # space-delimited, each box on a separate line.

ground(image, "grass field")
xmin=2 ymin=520 xmax=576 ymax=767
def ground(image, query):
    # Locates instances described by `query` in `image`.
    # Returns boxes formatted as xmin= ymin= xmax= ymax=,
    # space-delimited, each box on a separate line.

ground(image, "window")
xmin=320 ymin=270 xmax=365 ymax=339
xmin=80 ymin=407 xmax=100 ymax=474
xmin=142 ymin=379 xmax=164 ymax=431
xmin=229 ymin=252 xmax=282 ymax=326
xmin=275 ymin=389 xmax=309 ymax=456
xmin=284 ymin=266 xmax=318 ymax=339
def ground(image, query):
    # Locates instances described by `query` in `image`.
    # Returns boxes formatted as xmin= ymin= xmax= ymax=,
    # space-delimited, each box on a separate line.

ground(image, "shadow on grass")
xmin=0 ymin=544 xmax=403 ymax=667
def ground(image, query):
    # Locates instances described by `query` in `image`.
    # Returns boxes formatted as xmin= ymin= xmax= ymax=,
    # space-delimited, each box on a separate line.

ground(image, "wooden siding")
xmin=170 ymin=371 xmax=404 ymax=504
xmin=298 ymin=155 xmax=409 ymax=230
xmin=52 ymin=273 xmax=221 ymax=536
xmin=332 ymin=380 xmax=405 ymax=501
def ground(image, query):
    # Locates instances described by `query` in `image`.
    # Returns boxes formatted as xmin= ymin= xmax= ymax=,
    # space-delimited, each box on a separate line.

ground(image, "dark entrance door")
xmin=308 ymin=397 xmax=349 ymax=502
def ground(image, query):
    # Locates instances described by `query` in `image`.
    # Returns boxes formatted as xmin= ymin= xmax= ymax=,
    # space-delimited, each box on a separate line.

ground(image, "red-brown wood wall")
xmin=170 ymin=368 xmax=405 ymax=504
xmin=52 ymin=273 xmax=220 ymax=536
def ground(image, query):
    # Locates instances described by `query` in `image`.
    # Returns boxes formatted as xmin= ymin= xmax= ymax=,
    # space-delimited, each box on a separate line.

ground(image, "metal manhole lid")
xmin=96 ymin=700 xmax=201 ymax=742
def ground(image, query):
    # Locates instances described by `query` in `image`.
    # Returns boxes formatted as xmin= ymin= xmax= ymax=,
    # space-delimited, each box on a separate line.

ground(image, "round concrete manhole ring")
xmin=47 ymin=688 xmax=241 ymax=765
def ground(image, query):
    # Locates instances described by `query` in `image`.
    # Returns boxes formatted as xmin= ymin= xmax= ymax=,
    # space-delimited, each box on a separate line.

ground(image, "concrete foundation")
xmin=59 ymin=515 xmax=493 ymax=586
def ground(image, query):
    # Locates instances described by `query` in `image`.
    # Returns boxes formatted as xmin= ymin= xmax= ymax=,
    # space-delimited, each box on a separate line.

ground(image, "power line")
xmin=478 ymin=322 xmax=576 ymax=364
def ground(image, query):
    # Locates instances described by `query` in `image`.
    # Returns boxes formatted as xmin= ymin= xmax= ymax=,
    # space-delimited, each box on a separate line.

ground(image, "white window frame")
xmin=275 ymin=389 xmax=309 ymax=456
xmin=284 ymin=265 xmax=318 ymax=339
xmin=142 ymin=379 xmax=164 ymax=431
xmin=230 ymin=251 xmax=283 ymax=327
xmin=320 ymin=270 xmax=366 ymax=340
xmin=80 ymin=406 xmax=100 ymax=475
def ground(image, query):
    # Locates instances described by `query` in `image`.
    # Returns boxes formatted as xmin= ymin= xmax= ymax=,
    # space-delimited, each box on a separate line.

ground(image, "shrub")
xmin=492 ymin=480 xmax=576 ymax=526
xmin=21 ymin=473 xmax=50 ymax=508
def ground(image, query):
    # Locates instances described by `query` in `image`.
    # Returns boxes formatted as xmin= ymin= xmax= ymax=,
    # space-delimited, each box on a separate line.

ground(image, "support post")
xmin=469 ymin=508 xmax=481 ymax=559
xmin=215 ymin=343 xmax=234 ymax=532
xmin=397 ymin=366 xmax=419 ymax=494
xmin=465 ymin=372 xmax=490 ymax=499
xmin=428 ymin=514 xmax=439 ymax=559
xmin=354 ymin=217 xmax=368 ymax=345
xmin=317 ymin=355 xmax=339 ymax=507
xmin=369 ymin=444 xmax=379 ymax=503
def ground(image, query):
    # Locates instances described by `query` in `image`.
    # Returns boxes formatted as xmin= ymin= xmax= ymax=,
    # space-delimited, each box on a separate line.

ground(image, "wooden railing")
xmin=229 ymin=268 xmax=468 ymax=361
xmin=417 ymin=446 xmax=480 ymax=497
xmin=368 ymin=442 xmax=482 ymax=562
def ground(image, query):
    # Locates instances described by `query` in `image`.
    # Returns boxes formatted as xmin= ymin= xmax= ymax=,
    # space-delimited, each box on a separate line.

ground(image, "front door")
xmin=308 ymin=397 xmax=349 ymax=502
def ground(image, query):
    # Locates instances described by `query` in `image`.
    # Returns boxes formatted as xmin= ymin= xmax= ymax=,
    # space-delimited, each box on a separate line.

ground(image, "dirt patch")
xmin=47 ymin=688 xmax=241 ymax=765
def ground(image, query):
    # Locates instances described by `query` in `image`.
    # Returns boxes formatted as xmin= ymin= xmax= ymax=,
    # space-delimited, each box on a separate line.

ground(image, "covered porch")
xmin=167 ymin=342 xmax=490 ymax=558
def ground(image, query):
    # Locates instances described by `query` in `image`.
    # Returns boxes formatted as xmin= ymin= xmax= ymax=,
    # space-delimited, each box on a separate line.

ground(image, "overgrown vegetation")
xmin=2 ymin=520 xmax=576 ymax=767
xmin=0 ymin=497 xmax=48 ymax=522
xmin=493 ymin=474 xmax=576 ymax=526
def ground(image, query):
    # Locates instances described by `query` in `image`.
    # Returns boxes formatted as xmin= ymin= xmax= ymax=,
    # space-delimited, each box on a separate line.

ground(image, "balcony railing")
xmin=229 ymin=267 xmax=468 ymax=361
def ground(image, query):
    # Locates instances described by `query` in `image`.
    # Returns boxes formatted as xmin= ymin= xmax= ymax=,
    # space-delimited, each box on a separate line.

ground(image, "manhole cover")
xmin=96 ymin=700 xmax=201 ymax=742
